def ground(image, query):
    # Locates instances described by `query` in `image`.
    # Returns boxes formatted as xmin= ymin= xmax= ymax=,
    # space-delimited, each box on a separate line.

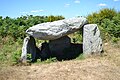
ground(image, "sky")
xmin=0 ymin=0 xmax=120 ymax=18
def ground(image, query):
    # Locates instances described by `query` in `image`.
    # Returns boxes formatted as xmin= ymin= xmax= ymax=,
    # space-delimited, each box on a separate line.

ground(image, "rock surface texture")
xmin=21 ymin=36 xmax=39 ymax=62
xmin=26 ymin=17 xmax=87 ymax=40
xmin=83 ymin=24 xmax=102 ymax=55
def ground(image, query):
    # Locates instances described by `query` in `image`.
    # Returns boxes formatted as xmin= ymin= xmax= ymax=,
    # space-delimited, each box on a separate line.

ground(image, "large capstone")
xmin=49 ymin=36 xmax=71 ymax=56
xmin=26 ymin=17 xmax=87 ymax=40
xmin=83 ymin=24 xmax=103 ymax=55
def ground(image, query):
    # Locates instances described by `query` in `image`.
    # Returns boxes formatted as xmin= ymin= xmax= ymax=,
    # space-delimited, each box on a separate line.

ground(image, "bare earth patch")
xmin=0 ymin=43 xmax=120 ymax=80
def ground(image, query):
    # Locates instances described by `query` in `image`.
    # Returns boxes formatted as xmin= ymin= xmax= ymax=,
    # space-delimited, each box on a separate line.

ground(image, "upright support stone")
xmin=21 ymin=36 xmax=29 ymax=62
xmin=83 ymin=24 xmax=102 ymax=55
xmin=21 ymin=36 xmax=37 ymax=62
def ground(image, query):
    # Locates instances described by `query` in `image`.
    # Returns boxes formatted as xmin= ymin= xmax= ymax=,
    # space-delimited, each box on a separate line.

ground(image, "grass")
xmin=0 ymin=36 xmax=23 ymax=66
xmin=0 ymin=42 xmax=120 ymax=80
xmin=36 ymin=57 xmax=58 ymax=64
xmin=0 ymin=36 xmax=120 ymax=80
xmin=0 ymin=35 xmax=119 ymax=66
xmin=76 ymin=54 xmax=85 ymax=60
xmin=0 ymin=36 xmax=83 ymax=66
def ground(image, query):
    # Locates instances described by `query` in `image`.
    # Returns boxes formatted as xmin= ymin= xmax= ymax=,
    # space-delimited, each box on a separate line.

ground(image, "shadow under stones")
xmin=56 ymin=43 xmax=83 ymax=61
xmin=37 ymin=43 xmax=83 ymax=61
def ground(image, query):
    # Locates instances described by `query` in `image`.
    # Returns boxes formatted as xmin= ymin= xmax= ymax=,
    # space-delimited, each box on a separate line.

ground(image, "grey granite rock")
xmin=21 ymin=36 xmax=38 ymax=62
xmin=26 ymin=17 xmax=87 ymax=40
xmin=83 ymin=24 xmax=102 ymax=55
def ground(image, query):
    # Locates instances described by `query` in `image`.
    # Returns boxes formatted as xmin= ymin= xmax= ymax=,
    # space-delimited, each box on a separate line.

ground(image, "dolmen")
xmin=20 ymin=17 xmax=103 ymax=62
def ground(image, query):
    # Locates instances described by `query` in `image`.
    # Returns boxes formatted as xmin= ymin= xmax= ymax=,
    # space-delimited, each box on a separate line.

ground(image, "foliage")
xmin=76 ymin=54 xmax=85 ymax=60
xmin=0 ymin=15 xmax=65 ymax=66
xmin=47 ymin=15 xmax=65 ymax=22
xmin=11 ymin=50 xmax=21 ymax=64
xmin=87 ymin=8 xmax=120 ymax=40
xmin=111 ymin=37 xmax=120 ymax=43
xmin=0 ymin=15 xmax=65 ymax=40
xmin=41 ymin=57 xmax=57 ymax=64
xmin=0 ymin=36 xmax=22 ymax=66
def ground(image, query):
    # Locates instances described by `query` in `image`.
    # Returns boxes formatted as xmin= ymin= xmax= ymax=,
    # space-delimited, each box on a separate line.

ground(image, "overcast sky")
xmin=0 ymin=0 xmax=120 ymax=18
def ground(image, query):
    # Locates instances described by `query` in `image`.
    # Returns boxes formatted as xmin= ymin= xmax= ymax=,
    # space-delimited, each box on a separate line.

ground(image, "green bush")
xmin=87 ymin=8 xmax=120 ymax=40
xmin=0 ymin=15 xmax=65 ymax=40
xmin=111 ymin=37 xmax=120 ymax=43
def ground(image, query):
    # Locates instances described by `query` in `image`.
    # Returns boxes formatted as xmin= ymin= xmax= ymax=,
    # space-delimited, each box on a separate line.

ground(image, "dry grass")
xmin=0 ymin=42 xmax=120 ymax=80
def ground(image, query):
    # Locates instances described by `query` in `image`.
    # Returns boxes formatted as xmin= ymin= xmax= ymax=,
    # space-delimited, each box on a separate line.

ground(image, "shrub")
xmin=111 ymin=37 xmax=120 ymax=43
xmin=11 ymin=50 xmax=21 ymax=64
xmin=87 ymin=8 xmax=120 ymax=41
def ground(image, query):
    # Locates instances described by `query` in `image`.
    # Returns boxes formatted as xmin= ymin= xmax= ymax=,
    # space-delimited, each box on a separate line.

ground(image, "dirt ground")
xmin=0 ymin=43 xmax=120 ymax=80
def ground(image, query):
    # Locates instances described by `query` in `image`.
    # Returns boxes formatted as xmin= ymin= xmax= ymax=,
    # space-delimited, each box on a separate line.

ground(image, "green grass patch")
xmin=76 ymin=54 xmax=85 ymax=60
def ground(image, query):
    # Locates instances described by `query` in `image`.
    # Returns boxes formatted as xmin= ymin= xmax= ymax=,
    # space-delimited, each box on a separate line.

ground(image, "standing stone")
xmin=21 ymin=36 xmax=37 ymax=62
xmin=83 ymin=24 xmax=102 ymax=55
xmin=21 ymin=36 xmax=29 ymax=62
xmin=49 ymin=36 xmax=71 ymax=56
